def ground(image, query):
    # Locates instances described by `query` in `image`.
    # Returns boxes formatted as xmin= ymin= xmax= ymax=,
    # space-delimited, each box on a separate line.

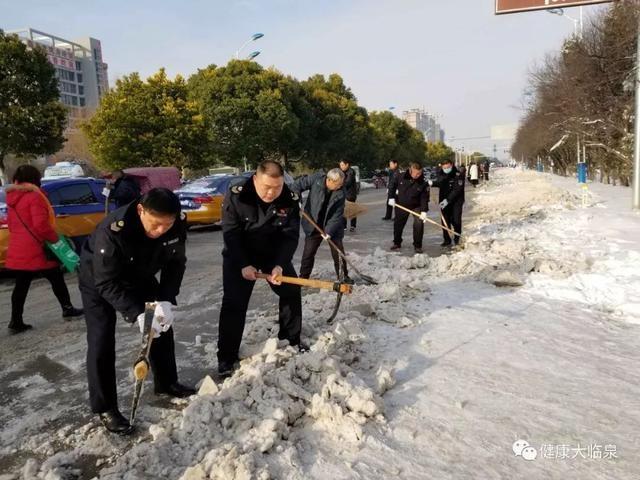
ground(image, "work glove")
xmin=428 ymin=180 xmax=433 ymax=187
xmin=154 ymin=301 xmax=174 ymax=332
xmin=137 ymin=312 xmax=162 ymax=338
xmin=321 ymin=233 xmax=330 ymax=241
xmin=387 ymin=198 xmax=396 ymax=207
xmin=439 ymin=199 xmax=449 ymax=209
xmin=420 ymin=212 xmax=428 ymax=222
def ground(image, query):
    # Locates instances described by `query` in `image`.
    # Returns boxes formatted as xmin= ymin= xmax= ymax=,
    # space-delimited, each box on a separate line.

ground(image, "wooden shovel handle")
xmin=255 ymin=272 xmax=352 ymax=294
xmin=394 ymin=203 xmax=462 ymax=238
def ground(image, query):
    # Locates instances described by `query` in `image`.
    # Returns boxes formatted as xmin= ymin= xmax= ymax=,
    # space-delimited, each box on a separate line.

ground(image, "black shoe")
xmin=390 ymin=244 xmax=401 ymax=251
xmin=381 ymin=217 xmax=391 ymax=221
xmin=218 ymin=360 xmax=237 ymax=379
xmin=440 ymin=241 xmax=452 ymax=247
xmin=343 ymin=276 xmax=355 ymax=285
xmin=414 ymin=247 xmax=423 ymax=254
xmin=349 ymin=227 xmax=356 ymax=232
xmin=296 ymin=342 xmax=310 ymax=353
xmin=62 ymin=306 xmax=84 ymax=319
xmin=99 ymin=408 xmax=134 ymax=435
xmin=154 ymin=382 xmax=196 ymax=398
xmin=8 ymin=321 xmax=33 ymax=334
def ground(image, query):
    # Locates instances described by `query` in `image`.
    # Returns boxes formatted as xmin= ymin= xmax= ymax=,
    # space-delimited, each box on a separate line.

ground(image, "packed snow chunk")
xmin=262 ymin=338 xmax=279 ymax=355
xmin=149 ymin=424 xmax=168 ymax=441
xmin=349 ymin=302 xmax=375 ymax=317
xmin=489 ymin=270 xmax=524 ymax=287
xmin=198 ymin=375 xmax=220 ymax=396
xmin=378 ymin=282 xmax=401 ymax=302
xmin=376 ymin=367 xmax=396 ymax=394
xmin=179 ymin=464 xmax=207 ymax=480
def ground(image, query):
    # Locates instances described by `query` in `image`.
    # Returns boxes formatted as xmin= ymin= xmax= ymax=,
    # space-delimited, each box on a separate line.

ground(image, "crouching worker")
xmin=78 ymin=188 xmax=195 ymax=435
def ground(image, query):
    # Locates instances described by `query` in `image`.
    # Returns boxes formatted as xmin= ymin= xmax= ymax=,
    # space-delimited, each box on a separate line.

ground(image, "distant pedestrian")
xmin=5 ymin=165 xmax=83 ymax=334
xmin=292 ymin=169 xmax=349 ymax=280
xmin=482 ymin=159 xmax=490 ymax=182
xmin=111 ymin=170 xmax=140 ymax=208
xmin=429 ymin=159 xmax=465 ymax=247
xmin=469 ymin=163 xmax=479 ymax=187
xmin=389 ymin=161 xmax=429 ymax=253
xmin=382 ymin=159 xmax=400 ymax=221
xmin=340 ymin=160 xmax=358 ymax=232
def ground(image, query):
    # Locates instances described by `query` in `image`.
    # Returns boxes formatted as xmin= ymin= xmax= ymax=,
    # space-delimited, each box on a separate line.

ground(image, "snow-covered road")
xmin=1 ymin=169 xmax=639 ymax=479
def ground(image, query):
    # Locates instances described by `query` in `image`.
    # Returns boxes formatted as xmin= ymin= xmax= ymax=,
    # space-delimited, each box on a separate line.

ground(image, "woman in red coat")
xmin=6 ymin=165 xmax=83 ymax=333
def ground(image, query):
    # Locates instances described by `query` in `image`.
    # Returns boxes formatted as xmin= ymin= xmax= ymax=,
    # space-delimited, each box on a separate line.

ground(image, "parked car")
xmin=175 ymin=175 xmax=243 ymax=226
xmin=0 ymin=178 xmax=113 ymax=268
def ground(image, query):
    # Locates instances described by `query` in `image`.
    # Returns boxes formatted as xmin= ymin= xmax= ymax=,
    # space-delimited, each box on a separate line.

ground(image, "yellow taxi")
xmin=174 ymin=175 xmax=242 ymax=226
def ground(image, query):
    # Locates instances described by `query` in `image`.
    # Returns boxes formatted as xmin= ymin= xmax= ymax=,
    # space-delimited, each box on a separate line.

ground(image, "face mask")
xmin=443 ymin=167 xmax=452 ymax=174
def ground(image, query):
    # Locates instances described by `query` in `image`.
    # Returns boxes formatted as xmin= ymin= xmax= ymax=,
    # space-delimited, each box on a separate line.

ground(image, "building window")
xmin=75 ymin=60 xmax=82 ymax=71
xmin=78 ymin=86 xmax=84 ymax=95
xmin=77 ymin=73 xmax=83 ymax=83
xmin=71 ymin=96 xmax=78 ymax=106
xmin=79 ymin=97 xmax=86 ymax=107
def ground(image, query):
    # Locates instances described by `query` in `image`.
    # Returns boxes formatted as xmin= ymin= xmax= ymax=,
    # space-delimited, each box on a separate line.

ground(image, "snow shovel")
xmin=129 ymin=302 xmax=156 ymax=425
xmin=393 ymin=203 xmax=462 ymax=240
xmin=255 ymin=272 xmax=353 ymax=294
xmin=299 ymin=209 xmax=378 ymax=285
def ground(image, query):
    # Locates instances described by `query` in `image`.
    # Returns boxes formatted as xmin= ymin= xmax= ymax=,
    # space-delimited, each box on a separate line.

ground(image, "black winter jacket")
xmin=342 ymin=167 xmax=358 ymax=201
xmin=432 ymin=166 xmax=465 ymax=204
xmin=292 ymin=172 xmax=345 ymax=240
xmin=221 ymin=177 xmax=300 ymax=270
xmin=391 ymin=169 xmax=429 ymax=212
xmin=78 ymin=202 xmax=187 ymax=322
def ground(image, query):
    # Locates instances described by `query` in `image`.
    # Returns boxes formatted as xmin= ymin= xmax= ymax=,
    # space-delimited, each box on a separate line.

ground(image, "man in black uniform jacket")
xmin=388 ymin=162 xmax=429 ymax=253
xmin=218 ymin=160 xmax=304 ymax=378
xmin=429 ymin=158 xmax=465 ymax=246
xmin=79 ymin=188 xmax=194 ymax=435
xmin=382 ymin=159 xmax=400 ymax=221
xmin=291 ymin=168 xmax=348 ymax=280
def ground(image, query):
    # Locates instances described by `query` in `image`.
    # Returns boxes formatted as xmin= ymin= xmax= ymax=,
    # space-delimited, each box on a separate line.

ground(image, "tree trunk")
xmin=0 ymin=152 xmax=7 ymax=186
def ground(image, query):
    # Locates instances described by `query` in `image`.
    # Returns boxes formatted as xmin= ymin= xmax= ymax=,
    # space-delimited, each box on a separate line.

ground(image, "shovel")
xmin=255 ymin=272 xmax=353 ymax=294
xmin=299 ymin=209 xmax=378 ymax=285
xmin=129 ymin=302 xmax=156 ymax=425
xmin=393 ymin=203 xmax=462 ymax=240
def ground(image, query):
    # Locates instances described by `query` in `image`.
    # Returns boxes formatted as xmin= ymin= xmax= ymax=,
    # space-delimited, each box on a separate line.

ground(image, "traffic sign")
xmin=495 ymin=0 xmax=613 ymax=15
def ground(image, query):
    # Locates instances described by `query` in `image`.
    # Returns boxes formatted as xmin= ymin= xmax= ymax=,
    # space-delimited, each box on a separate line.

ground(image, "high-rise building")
xmin=7 ymin=28 xmax=109 ymax=120
xmin=402 ymin=108 xmax=444 ymax=143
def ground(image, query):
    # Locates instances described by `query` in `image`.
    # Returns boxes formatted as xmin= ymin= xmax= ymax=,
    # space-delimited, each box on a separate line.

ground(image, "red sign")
xmin=495 ymin=0 xmax=613 ymax=15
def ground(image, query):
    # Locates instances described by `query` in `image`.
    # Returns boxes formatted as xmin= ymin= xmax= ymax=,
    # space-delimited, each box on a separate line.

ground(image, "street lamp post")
xmin=547 ymin=7 xmax=583 ymax=39
xmin=235 ymin=33 xmax=264 ymax=59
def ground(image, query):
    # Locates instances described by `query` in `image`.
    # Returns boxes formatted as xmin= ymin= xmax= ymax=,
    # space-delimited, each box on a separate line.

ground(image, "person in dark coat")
xmin=388 ymin=162 xmax=429 ymax=253
xmin=339 ymin=160 xmax=358 ymax=232
xmin=78 ymin=188 xmax=194 ymax=435
xmin=5 ymin=165 xmax=83 ymax=333
xmin=111 ymin=170 xmax=141 ymax=208
xmin=218 ymin=160 xmax=305 ymax=378
xmin=429 ymin=159 xmax=465 ymax=247
xmin=482 ymin=159 xmax=490 ymax=182
xmin=382 ymin=159 xmax=400 ymax=221
xmin=291 ymin=168 xmax=349 ymax=280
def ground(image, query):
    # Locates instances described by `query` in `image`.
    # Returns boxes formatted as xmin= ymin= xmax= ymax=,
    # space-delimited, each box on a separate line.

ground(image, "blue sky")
xmin=1 ymin=0 xmax=607 ymax=157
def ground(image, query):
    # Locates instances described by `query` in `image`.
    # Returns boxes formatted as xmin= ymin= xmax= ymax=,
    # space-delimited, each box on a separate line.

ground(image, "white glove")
xmin=439 ymin=199 xmax=449 ymax=209
xmin=428 ymin=180 xmax=433 ymax=187
xmin=388 ymin=198 xmax=396 ymax=207
xmin=154 ymin=301 xmax=175 ymax=332
xmin=321 ymin=233 xmax=330 ymax=241
xmin=137 ymin=312 xmax=162 ymax=338
xmin=420 ymin=212 xmax=428 ymax=221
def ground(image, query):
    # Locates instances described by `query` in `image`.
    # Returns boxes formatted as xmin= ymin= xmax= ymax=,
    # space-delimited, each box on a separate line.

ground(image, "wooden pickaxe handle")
xmin=393 ymin=203 xmax=462 ymax=238
xmin=255 ymin=272 xmax=352 ymax=294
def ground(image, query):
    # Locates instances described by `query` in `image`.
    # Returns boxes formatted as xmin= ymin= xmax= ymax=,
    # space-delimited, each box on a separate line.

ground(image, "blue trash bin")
xmin=577 ymin=162 xmax=587 ymax=183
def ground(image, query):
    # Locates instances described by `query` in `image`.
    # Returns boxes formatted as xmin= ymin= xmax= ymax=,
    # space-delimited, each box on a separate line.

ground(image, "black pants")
xmin=393 ymin=208 xmax=424 ymax=248
xmin=10 ymin=267 xmax=72 ymax=321
xmin=384 ymin=192 xmax=394 ymax=219
xmin=471 ymin=179 xmax=478 ymax=187
xmin=442 ymin=201 xmax=464 ymax=245
xmin=81 ymin=289 xmax=178 ymax=413
xmin=218 ymin=260 xmax=302 ymax=364
xmin=299 ymin=234 xmax=348 ymax=279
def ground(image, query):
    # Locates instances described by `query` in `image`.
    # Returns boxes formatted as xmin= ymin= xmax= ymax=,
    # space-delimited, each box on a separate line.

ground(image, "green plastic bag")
xmin=46 ymin=235 xmax=80 ymax=272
